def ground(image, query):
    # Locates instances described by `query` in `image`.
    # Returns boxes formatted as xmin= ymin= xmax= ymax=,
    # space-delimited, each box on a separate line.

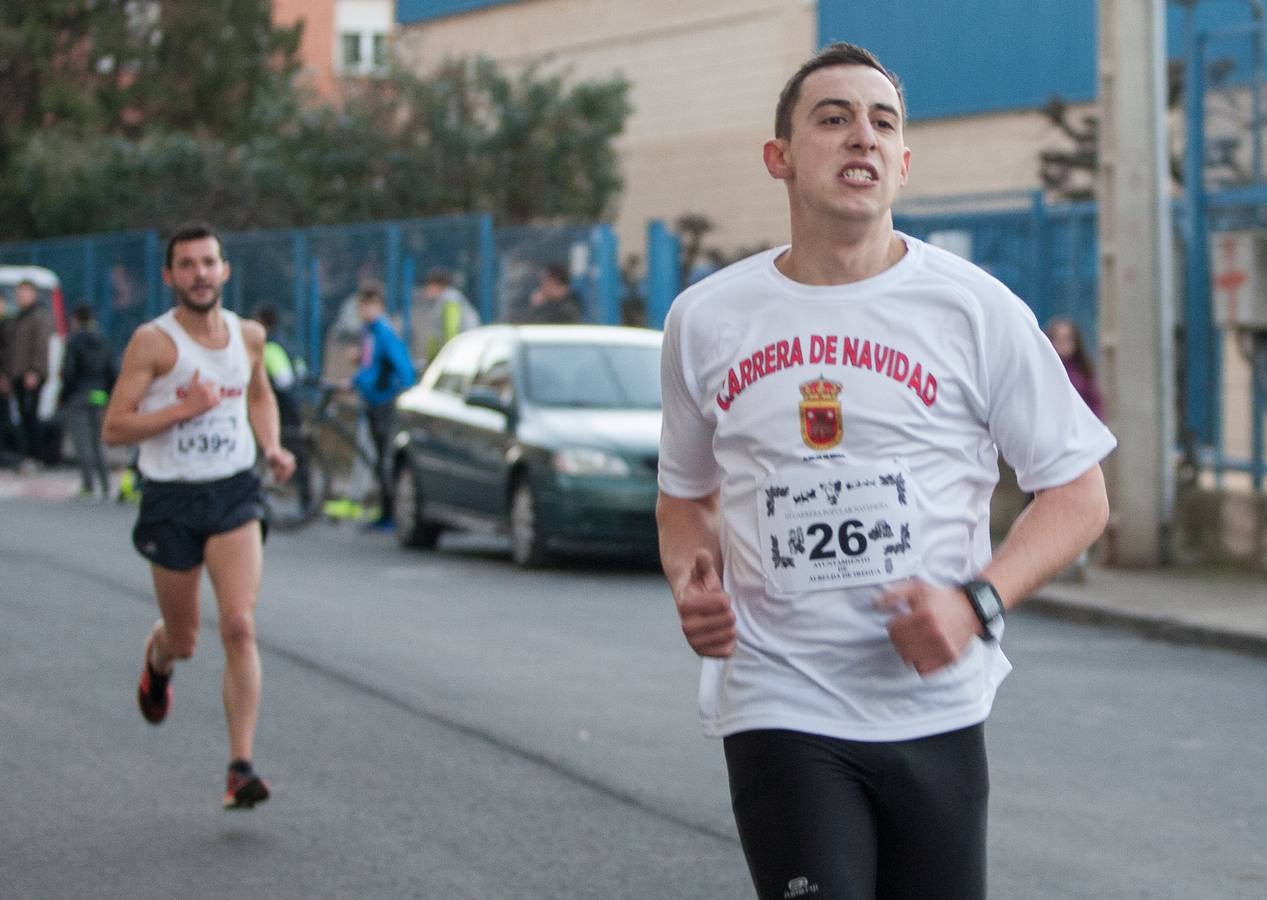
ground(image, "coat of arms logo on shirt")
xmin=798 ymin=376 xmax=843 ymax=450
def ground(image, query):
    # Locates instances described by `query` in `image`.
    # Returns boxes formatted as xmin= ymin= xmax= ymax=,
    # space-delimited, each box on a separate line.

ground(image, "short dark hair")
xmin=72 ymin=304 xmax=95 ymax=325
xmin=775 ymin=42 xmax=906 ymax=140
xmin=425 ymin=267 xmax=454 ymax=287
xmin=15 ymin=278 xmax=37 ymax=292
xmin=165 ymin=221 xmax=223 ymax=269
xmin=253 ymin=304 xmax=278 ymax=330
xmin=543 ymin=262 xmax=570 ymax=285
xmin=356 ymin=281 xmax=385 ymax=304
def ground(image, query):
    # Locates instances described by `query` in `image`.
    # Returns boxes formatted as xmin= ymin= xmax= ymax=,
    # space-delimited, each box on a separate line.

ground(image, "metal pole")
xmin=144 ymin=231 xmax=161 ymax=320
xmin=1098 ymin=0 xmax=1176 ymax=565
xmin=1184 ymin=22 xmax=1213 ymax=447
xmin=292 ymin=231 xmax=307 ymax=368
xmin=400 ymin=255 xmax=415 ymax=350
xmin=476 ymin=214 xmax=497 ymax=324
xmin=1252 ymin=1 xmax=1267 ymax=182
xmin=308 ymin=256 xmax=322 ymax=379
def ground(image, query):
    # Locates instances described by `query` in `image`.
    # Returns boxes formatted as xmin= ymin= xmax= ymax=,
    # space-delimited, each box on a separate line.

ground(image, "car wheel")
xmin=395 ymin=453 xmax=442 ymax=549
xmin=509 ymin=478 xmax=549 ymax=568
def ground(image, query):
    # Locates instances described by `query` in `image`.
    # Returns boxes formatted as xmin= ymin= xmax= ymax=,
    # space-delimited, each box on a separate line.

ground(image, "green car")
xmin=392 ymin=324 xmax=663 ymax=566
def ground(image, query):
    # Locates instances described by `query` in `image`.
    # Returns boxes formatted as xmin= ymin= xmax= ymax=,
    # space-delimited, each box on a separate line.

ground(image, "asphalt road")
xmin=2 ymin=496 xmax=1266 ymax=899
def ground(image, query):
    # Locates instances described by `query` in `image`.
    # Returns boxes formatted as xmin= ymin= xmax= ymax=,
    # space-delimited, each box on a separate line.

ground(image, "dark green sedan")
xmin=391 ymin=325 xmax=663 ymax=566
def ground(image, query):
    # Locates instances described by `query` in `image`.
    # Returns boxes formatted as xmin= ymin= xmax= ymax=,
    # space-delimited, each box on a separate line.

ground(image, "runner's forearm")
xmin=656 ymin=490 xmax=723 ymax=593
xmin=102 ymin=401 xmax=199 ymax=446
xmin=248 ymin=391 xmax=282 ymax=455
xmin=979 ymin=464 xmax=1109 ymax=608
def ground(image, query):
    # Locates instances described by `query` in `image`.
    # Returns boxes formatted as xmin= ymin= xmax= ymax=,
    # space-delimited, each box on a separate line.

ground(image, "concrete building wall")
xmin=395 ymin=0 xmax=1082 ymax=261
xmin=395 ymin=0 xmax=810 ymax=256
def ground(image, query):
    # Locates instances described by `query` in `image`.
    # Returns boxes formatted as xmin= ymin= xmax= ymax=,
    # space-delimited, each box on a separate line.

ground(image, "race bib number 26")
xmin=757 ymin=463 xmax=918 ymax=595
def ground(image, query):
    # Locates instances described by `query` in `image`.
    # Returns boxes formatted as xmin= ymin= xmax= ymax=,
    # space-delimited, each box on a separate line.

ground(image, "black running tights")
xmin=723 ymin=725 xmax=989 ymax=900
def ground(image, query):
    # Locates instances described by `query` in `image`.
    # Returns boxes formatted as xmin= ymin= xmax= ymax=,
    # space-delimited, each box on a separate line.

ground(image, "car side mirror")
xmin=466 ymin=386 xmax=512 ymax=415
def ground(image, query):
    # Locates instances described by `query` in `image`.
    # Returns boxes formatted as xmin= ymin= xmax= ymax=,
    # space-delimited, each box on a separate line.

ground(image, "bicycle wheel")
xmin=260 ymin=434 xmax=329 ymax=531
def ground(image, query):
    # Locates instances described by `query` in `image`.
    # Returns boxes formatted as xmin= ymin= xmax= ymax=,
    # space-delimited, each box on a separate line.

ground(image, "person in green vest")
xmin=253 ymin=306 xmax=311 ymax=512
xmin=418 ymin=267 xmax=480 ymax=365
xmin=252 ymin=306 xmax=300 ymax=428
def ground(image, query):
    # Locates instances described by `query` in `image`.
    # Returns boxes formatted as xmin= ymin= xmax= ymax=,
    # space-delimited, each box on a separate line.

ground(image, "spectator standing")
xmin=253 ymin=305 xmax=315 ymax=515
xmin=251 ymin=306 xmax=301 ymax=429
xmin=518 ymin=262 xmax=584 ymax=324
xmin=1044 ymin=316 xmax=1106 ymax=582
xmin=351 ymin=284 xmax=415 ymax=531
xmin=59 ymin=305 xmax=116 ymax=499
xmin=416 ymin=267 xmax=480 ymax=364
xmin=5 ymin=279 xmax=53 ymax=469
xmin=656 ymin=43 xmax=1115 ymax=898
xmin=0 ymin=293 xmax=19 ymax=466
xmin=1045 ymin=316 xmax=1105 ymax=420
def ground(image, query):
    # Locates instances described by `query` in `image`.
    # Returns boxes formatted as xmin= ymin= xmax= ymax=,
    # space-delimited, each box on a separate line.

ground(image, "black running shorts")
xmin=132 ymin=469 xmax=266 ymax=571
xmin=723 ymin=724 xmax=989 ymax=900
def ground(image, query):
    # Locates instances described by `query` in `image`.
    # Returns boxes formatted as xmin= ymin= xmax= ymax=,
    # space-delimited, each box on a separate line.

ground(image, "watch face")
xmin=967 ymin=581 xmax=1003 ymax=621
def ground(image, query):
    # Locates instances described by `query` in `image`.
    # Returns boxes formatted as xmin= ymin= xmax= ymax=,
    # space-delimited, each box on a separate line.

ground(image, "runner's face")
xmin=770 ymin=64 xmax=910 ymax=226
xmin=164 ymin=236 xmax=229 ymax=314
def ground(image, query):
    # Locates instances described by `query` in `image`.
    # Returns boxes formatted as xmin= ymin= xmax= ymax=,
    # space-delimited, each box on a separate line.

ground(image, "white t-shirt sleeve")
xmin=981 ymin=290 xmax=1117 ymax=492
xmin=658 ymin=302 xmax=723 ymax=498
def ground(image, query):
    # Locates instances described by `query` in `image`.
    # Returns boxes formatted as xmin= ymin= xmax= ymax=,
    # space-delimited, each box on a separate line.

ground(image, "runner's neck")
xmin=173 ymin=305 xmax=230 ymax=350
xmin=776 ymin=230 xmax=907 ymax=286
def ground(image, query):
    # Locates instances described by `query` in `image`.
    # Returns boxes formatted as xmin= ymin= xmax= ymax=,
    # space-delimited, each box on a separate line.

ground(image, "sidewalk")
xmin=3 ymin=465 xmax=1265 ymax=659
xmin=1029 ymin=564 xmax=1267 ymax=659
xmin=0 ymin=464 xmax=84 ymax=501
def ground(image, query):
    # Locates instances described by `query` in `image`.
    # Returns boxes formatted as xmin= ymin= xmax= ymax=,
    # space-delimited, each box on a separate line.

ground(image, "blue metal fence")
xmin=1184 ymin=15 xmax=1267 ymax=489
xmin=894 ymin=191 xmax=1101 ymax=350
xmin=0 ymin=214 xmax=622 ymax=378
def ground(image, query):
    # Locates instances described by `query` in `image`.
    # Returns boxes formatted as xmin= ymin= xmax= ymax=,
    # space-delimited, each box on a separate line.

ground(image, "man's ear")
xmin=899 ymin=146 xmax=911 ymax=186
xmin=763 ymin=138 xmax=792 ymax=181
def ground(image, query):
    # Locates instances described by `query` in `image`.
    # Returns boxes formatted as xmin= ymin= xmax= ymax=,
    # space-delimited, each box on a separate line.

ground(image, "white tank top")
xmin=137 ymin=308 xmax=257 ymax=482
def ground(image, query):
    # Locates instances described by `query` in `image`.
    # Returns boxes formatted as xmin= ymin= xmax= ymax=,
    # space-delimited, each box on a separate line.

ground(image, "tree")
xmin=314 ymin=58 xmax=631 ymax=224
xmin=0 ymin=0 xmax=306 ymax=239
xmin=1037 ymin=57 xmax=1252 ymax=201
xmin=0 ymin=7 xmax=631 ymax=240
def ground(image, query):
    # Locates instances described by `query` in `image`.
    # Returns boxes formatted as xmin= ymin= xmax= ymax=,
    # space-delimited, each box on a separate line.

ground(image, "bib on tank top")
xmin=137 ymin=308 xmax=257 ymax=482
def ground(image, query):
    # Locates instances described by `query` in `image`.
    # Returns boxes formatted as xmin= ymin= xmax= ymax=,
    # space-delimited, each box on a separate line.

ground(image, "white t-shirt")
xmin=137 ymin=308 xmax=257 ymax=483
xmin=658 ymin=235 xmax=1117 ymax=743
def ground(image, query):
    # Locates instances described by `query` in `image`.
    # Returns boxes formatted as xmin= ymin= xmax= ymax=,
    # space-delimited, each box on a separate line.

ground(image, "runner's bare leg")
xmin=148 ymin=565 xmax=204 ymax=672
xmin=204 ymin=520 xmax=264 ymax=762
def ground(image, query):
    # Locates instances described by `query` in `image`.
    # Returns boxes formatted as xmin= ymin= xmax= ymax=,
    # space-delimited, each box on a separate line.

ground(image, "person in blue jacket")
xmin=352 ymin=282 xmax=415 ymax=530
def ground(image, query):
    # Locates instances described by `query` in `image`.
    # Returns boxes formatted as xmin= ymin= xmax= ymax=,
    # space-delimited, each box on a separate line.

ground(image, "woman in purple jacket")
xmin=1046 ymin=316 xmax=1105 ymax=420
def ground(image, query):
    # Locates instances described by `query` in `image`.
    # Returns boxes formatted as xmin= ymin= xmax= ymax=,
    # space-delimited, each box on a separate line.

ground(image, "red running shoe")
xmin=223 ymin=763 xmax=270 ymax=811
xmin=136 ymin=638 xmax=172 ymax=725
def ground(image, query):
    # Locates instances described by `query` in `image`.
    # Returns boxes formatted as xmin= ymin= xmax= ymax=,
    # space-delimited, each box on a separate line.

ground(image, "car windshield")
xmin=522 ymin=343 xmax=661 ymax=409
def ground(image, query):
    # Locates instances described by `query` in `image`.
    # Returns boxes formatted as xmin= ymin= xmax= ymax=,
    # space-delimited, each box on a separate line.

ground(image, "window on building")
xmin=372 ymin=33 xmax=388 ymax=70
xmin=340 ymin=32 xmax=362 ymax=71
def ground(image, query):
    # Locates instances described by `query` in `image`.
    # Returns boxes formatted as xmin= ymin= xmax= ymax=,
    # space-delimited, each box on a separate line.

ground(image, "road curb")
xmin=1025 ymin=593 xmax=1267 ymax=661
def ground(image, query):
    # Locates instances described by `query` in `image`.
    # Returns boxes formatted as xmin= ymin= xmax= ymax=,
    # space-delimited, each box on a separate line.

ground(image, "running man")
xmin=656 ymin=43 xmax=1116 ymax=898
xmin=103 ymin=222 xmax=295 ymax=810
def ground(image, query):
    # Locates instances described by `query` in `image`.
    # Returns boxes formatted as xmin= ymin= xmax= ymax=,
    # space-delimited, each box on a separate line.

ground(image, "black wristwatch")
xmin=959 ymin=579 xmax=1005 ymax=639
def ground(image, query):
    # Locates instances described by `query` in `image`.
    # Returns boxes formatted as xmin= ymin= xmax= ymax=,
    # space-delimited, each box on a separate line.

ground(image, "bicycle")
xmin=259 ymin=378 xmax=383 ymax=531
